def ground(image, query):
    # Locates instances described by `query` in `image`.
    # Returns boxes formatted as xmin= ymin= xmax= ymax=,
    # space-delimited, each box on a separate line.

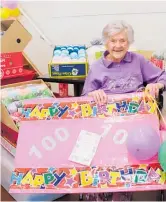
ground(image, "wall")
xmin=18 ymin=1 xmax=166 ymax=95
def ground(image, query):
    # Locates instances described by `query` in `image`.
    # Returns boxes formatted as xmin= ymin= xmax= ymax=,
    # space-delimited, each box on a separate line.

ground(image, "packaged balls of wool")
xmin=70 ymin=52 xmax=78 ymax=59
xmin=54 ymin=49 xmax=61 ymax=57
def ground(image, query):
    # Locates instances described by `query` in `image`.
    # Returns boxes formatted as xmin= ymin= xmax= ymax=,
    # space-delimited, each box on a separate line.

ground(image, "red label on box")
xmin=0 ymin=52 xmax=24 ymax=79
xmin=1 ymin=67 xmax=24 ymax=79
xmin=0 ymin=52 xmax=23 ymax=69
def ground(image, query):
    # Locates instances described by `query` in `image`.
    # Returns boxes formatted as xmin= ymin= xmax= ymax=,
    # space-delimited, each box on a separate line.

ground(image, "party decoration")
xmin=1 ymin=92 xmax=159 ymax=150
xmin=9 ymin=114 xmax=160 ymax=168
xmin=9 ymin=113 xmax=166 ymax=193
xmin=9 ymin=164 xmax=166 ymax=193
xmin=10 ymin=7 xmax=20 ymax=17
xmin=8 ymin=92 xmax=158 ymax=128
xmin=1 ymin=0 xmax=18 ymax=9
xmin=0 ymin=7 xmax=10 ymax=19
xmin=158 ymin=141 xmax=166 ymax=171
xmin=126 ymin=125 xmax=160 ymax=161
xmin=0 ymin=0 xmax=20 ymax=19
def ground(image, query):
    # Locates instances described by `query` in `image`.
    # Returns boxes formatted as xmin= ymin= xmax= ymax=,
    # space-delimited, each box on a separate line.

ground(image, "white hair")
xmin=102 ymin=20 xmax=134 ymax=44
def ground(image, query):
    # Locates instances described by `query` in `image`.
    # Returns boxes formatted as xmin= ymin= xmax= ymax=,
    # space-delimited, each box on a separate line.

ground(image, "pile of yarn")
xmin=52 ymin=45 xmax=87 ymax=63
xmin=1 ymin=83 xmax=54 ymax=114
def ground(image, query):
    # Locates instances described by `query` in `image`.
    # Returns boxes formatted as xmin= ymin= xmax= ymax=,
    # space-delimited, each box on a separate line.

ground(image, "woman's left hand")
xmin=145 ymin=83 xmax=164 ymax=98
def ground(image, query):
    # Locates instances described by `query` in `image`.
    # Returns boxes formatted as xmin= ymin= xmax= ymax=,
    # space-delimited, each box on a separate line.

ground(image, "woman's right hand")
xmin=88 ymin=89 xmax=108 ymax=105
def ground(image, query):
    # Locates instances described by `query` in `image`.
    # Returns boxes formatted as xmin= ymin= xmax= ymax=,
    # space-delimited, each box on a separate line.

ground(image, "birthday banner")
xmin=3 ymin=92 xmax=158 ymax=147
xmin=10 ymin=164 xmax=166 ymax=194
xmin=11 ymin=92 xmax=157 ymax=125
xmin=9 ymin=113 xmax=166 ymax=193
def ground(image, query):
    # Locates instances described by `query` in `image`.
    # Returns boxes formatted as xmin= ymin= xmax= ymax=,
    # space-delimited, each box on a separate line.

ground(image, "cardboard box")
xmin=0 ymin=52 xmax=23 ymax=79
xmin=1 ymin=52 xmax=42 ymax=85
xmin=1 ymin=19 xmax=32 ymax=79
xmin=48 ymin=61 xmax=88 ymax=78
xmin=1 ymin=79 xmax=55 ymax=146
xmin=86 ymin=49 xmax=154 ymax=61
xmin=133 ymin=50 xmax=154 ymax=60
xmin=48 ymin=45 xmax=88 ymax=78
xmin=1 ymin=19 xmax=32 ymax=53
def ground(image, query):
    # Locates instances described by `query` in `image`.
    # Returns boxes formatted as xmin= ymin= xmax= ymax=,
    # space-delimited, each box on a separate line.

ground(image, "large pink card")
xmin=10 ymin=113 xmax=166 ymax=193
xmin=15 ymin=114 xmax=159 ymax=168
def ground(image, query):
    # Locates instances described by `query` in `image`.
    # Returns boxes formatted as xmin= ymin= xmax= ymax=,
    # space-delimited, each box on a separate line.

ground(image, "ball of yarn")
xmin=61 ymin=49 xmax=69 ymax=57
xmin=67 ymin=47 xmax=74 ymax=54
xmin=78 ymin=49 xmax=86 ymax=55
xmin=54 ymin=50 xmax=61 ymax=56
xmin=70 ymin=52 xmax=78 ymax=59
xmin=15 ymin=101 xmax=23 ymax=108
xmin=7 ymin=103 xmax=18 ymax=114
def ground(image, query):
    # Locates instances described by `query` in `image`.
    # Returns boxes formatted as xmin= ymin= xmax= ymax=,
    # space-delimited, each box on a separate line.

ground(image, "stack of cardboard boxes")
xmin=1 ymin=19 xmax=41 ymax=85
xmin=0 ymin=19 xmax=54 ymax=153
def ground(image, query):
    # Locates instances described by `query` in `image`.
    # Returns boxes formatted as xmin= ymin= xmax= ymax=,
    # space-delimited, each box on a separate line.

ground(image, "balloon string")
xmin=143 ymin=91 xmax=166 ymax=128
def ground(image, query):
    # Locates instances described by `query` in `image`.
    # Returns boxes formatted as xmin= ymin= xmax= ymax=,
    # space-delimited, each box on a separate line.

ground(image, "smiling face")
xmin=105 ymin=29 xmax=129 ymax=62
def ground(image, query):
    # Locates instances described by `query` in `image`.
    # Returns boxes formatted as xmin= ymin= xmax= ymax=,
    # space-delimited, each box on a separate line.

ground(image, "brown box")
xmin=1 ymin=79 xmax=54 ymax=134
xmin=1 ymin=52 xmax=43 ymax=85
xmin=1 ymin=19 xmax=33 ymax=81
xmin=1 ymin=19 xmax=32 ymax=53
xmin=133 ymin=50 xmax=154 ymax=60
xmin=22 ymin=52 xmax=42 ymax=76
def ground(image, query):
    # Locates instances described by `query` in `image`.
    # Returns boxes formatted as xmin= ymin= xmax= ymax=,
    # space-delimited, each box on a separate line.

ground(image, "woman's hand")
xmin=88 ymin=89 xmax=108 ymax=105
xmin=145 ymin=83 xmax=164 ymax=98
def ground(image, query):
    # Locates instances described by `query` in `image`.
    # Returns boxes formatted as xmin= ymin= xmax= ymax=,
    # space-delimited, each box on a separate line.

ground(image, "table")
xmin=37 ymin=74 xmax=85 ymax=96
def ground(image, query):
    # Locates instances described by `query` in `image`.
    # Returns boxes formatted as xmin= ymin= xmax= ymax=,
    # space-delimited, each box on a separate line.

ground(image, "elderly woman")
xmin=82 ymin=20 xmax=166 ymax=104
xmin=81 ymin=20 xmax=166 ymax=201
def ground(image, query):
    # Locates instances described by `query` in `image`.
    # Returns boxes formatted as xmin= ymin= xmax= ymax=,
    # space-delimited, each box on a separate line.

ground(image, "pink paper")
xmin=15 ymin=113 xmax=160 ymax=168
